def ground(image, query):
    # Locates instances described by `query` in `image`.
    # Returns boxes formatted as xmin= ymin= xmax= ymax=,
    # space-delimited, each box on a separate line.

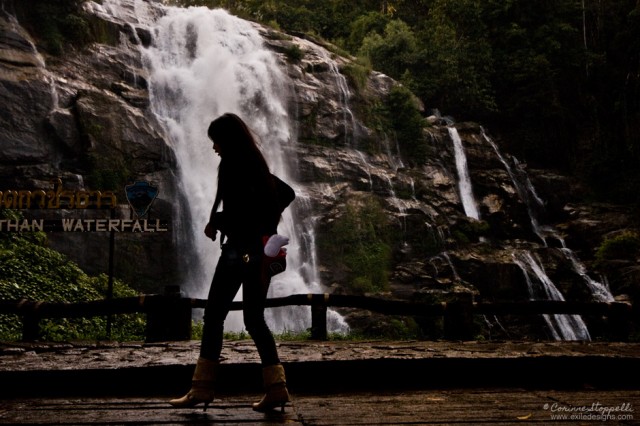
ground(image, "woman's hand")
xmin=204 ymin=222 xmax=217 ymax=241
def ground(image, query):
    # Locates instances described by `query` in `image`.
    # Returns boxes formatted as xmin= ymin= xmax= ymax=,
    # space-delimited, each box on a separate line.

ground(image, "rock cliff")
xmin=0 ymin=0 xmax=637 ymax=339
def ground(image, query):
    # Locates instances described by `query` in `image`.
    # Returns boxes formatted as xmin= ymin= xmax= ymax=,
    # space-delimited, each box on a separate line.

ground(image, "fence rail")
xmin=0 ymin=293 xmax=636 ymax=342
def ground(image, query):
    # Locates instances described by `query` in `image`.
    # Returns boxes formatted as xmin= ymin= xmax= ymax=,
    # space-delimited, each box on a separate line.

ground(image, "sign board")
xmin=0 ymin=178 xmax=169 ymax=232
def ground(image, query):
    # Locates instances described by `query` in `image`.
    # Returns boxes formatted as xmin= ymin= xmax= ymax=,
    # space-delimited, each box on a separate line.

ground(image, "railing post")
xmin=106 ymin=208 xmax=116 ymax=340
xmin=21 ymin=301 xmax=41 ymax=342
xmin=22 ymin=313 xmax=40 ymax=342
xmin=145 ymin=286 xmax=192 ymax=342
xmin=310 ymin=293 xmax=328 ymax=340
xmin=607 ymin=302 xmax=631 ymax=342
xmin=443 ymin=292 xmax=474 ymax=340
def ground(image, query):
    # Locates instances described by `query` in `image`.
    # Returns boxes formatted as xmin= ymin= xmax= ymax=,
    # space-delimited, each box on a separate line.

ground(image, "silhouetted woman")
xmin=169 ymin=113 xmax=295 ymax=412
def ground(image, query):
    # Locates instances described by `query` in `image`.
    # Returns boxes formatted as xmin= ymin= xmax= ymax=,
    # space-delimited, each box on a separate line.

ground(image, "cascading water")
xmin=482 ymin=129 xmax=614 ymax=340
xmin=448 ymin=124 xmax=589 ymax=339
xmin=482 ymin=128 xmax=614 ymax=310
xmin=561 ymin=249 xmax=614 ymax=302
xmin=513 ymin=251 xmax=591 ymax=341
xmin=356 ymin=151 xmax=374 ymax=190
xmin=441 ymin=252 xmax=461 ymax=282
xmin=448 ymin=126 xmax=480 ymax=220
xmin=482 ymin=129 xmax=547 ymax=244
xmin=381 ymin=134 xmax=405 ymax=172
xmin=98 ymin=0 xmax=348 ymax=333
xmin=316 ymin=49 xmax=356 ymax=146
xmin=319 ymin=46 xmax=410 ymax=241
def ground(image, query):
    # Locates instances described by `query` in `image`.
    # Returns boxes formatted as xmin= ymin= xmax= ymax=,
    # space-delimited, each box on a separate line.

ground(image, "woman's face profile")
xmin=212 ymin=139 xmax=222 ymax=157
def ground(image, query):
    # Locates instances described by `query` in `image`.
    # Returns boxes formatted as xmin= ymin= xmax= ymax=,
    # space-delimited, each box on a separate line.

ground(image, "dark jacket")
xmin=213 ymin=174 xmax=295 ymax=253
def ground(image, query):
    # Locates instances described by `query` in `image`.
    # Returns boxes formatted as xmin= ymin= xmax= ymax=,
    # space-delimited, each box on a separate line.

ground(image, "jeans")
xmin=200 ymin=245 xmax=280 ymax=366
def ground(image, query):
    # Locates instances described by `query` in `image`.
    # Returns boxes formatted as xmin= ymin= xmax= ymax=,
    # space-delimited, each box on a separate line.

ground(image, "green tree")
xmin=381 ymin=85 xmax=427 ymax=165
xmin=359 ymin=19 xmax=418 ymax=79
xmin=577 ymin=0 xmax=640 ymax=202
xmin=346 ymin=12 xmax=390 ymax=53
xmin=412 ymin=0 xmax=495 ymax=118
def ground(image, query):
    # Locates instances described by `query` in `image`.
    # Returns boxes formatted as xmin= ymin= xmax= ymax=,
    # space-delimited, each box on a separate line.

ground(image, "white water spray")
xmin=442 ymin=252 xmax=461 ymax=282
xmin=96 ymin=1 xmax=348 ymax=333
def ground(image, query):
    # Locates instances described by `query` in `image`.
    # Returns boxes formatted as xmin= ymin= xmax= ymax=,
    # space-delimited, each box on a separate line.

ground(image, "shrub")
xmin=342 ymin=58 xmax=371 ymax=94
xmin=319 ymin=195 xmax=393 ymax=294
xmin=595 ymin=231 xmax=640 ymax=263
xmin=0 ymin=210 xmax=144 ymax=341
xmin=283 ymin=44 xmax=304 ymax=62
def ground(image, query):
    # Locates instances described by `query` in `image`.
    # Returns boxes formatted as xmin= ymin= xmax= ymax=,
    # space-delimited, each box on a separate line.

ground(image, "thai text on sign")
xmin=0 ymin=178 xmax=116 ymax=210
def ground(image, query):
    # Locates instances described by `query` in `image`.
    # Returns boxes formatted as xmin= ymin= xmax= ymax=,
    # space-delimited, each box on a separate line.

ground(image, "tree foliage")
xmin=379 ymin=85 xmax=427 ymax=165
xmin=360 ymin=20 xmax=417 ymax=79
xmin=595 ymin=231 xmax=640 ymax=263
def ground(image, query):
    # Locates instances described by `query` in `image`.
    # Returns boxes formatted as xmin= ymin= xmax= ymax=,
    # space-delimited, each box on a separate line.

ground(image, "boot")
xmin=252 ymin=364 xmax=291 ymax=413
xmin=169 ymin=357 xmax=218 ymax=411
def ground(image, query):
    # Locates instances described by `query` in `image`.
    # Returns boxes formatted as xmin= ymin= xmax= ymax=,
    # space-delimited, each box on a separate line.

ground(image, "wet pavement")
xmin=2 ymin=389 xmax=640 ymax=425
xmin=1 ymin=339 xmax=639 ymax=394
xmin=0 ymin=340 xmax=639 ymax=424
xmin=3 ymin=339 xmax=640 ymax=372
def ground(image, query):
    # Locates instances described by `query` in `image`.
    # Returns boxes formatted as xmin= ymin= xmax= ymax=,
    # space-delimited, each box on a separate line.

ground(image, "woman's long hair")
xmin=208 ymin=113 xmax=276 ymax=209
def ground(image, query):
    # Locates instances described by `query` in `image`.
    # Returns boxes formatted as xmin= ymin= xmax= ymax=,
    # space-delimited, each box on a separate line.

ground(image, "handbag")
xmin=262 ymin=235 xmax=287 ymax=277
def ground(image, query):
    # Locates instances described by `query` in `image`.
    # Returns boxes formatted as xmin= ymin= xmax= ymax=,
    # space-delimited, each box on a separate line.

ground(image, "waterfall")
xmin=317 ymin=44 xmax=410 ymax=241
xmin=356 ymin=151 xmax=374 ymax=190
xmin=513 ymin=251 xmax=591 ymax=341
xmin=441 ymin=252 xmax=461 ymax=281
xmin=98 ymin=0 xmax=348 ymax=333
xmin=482 ymin=128 xmax=546 ymax=244
xmin=482 ymin=128 xmax=615 ymax=306
xmin=448 ymin=126 xmax=480 ymax=220
xmin=316 ymin=49 xmax=356 ymax=146
xmin=381 ymin=134 xmax=405 ymax=171
xmin=482 ymin=129 xmax=613 ymax=340
xmin=561 ymin=249 xmax=614 ymax=302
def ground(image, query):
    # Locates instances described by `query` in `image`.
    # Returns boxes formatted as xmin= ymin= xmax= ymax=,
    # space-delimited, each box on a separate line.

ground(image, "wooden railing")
xmin=0 ymin=292 xmax=636 ymax=342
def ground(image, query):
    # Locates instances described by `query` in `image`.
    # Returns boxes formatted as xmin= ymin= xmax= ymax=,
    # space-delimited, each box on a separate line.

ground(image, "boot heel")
xmin=203 ymin=401 xmax=209 ymax=412
xmin=253 ymin=364 xmax=291 ymax=413
xmin=168 ymin=358 xmax=218 ymax=410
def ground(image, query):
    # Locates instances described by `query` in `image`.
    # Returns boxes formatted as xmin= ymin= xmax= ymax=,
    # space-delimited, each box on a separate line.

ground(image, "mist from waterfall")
xmin=448 ymin=127 xmax=480 ymax=220
xmin=103 ymin=2 xmax=350 ymax=333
